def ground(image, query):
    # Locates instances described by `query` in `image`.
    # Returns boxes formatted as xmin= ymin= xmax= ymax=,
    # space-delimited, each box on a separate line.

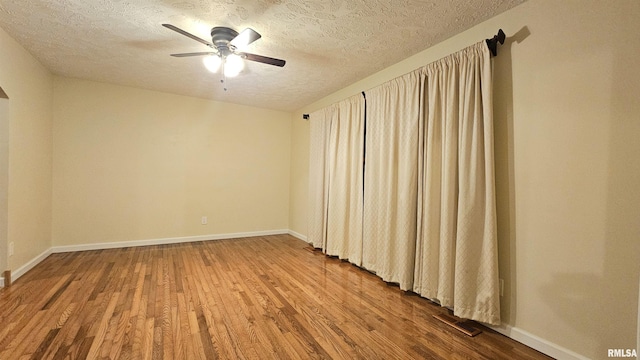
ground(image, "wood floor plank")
xmin=0 ymin=235 xmax=552 ymax=359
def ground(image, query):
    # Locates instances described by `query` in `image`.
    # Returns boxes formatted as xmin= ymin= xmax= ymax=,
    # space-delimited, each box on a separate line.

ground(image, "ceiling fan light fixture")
xmin=203 ymin=55 xmax=222 ymax=73
xmin=224 ymin=54 xmax=245 ymax=77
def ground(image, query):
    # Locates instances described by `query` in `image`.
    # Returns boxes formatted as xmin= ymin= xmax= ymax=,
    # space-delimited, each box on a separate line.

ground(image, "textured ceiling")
xmin=0 ymin=0 xmax=525 ymax=111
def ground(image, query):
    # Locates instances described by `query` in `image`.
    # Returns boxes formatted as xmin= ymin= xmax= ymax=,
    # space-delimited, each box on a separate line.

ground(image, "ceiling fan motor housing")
xmin=211 ymin=27 xmax=238 ymax=56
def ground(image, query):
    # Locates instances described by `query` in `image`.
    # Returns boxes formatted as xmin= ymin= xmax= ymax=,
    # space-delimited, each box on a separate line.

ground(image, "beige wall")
xmin=0 ymin=27 xmax=54 ymax=273
xmin=1 ymin=1 xmax=638 ymax=357
xmin=289 ymin=1 xmax=640 ymax=358
xmin=52 ymin=78 xmax=291 ymax=246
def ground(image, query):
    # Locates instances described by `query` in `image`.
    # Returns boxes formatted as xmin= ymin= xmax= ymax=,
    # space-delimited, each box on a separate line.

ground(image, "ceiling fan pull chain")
xmin=221 ymin=60 xmax=228 ymax=91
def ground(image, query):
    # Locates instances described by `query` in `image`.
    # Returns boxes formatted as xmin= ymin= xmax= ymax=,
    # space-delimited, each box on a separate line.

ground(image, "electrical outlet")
xmin=201 ymin=216 xmax=207 ymax=225
xmin=8 ymin=242 xmax=14 ymax=256
xmin=499 ymin=278 xmax=504 ymax=297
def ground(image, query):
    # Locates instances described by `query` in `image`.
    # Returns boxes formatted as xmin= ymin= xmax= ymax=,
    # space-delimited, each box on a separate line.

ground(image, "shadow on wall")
xmin=598 ymin=34 xmax=640 ymax=355
xmin=538 ymin=10 xmax=640 ymax=357
xmin=493 ymin=25 xmax=530 ymax=326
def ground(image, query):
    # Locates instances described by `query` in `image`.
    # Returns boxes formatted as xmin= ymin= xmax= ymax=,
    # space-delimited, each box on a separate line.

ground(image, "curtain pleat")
xmin=362 ymin=72 xmax=422 ymax=290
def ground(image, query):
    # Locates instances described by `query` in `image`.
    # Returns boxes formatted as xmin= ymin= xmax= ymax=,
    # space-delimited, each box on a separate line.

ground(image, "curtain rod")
xmin=486 ymin=29 xmax=505 ymax=57
xmin=303 ymin=30 xmax=505 ymax=120
xmin=302 ymin=91 xmax=366 ymax=120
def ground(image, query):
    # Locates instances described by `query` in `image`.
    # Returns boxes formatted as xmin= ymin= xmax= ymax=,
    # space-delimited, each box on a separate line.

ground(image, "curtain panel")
xmin=412 ymin=42 xmax=500 ymax=324
xmin=307 ymin=95 xmax=365 ymax=263
xmin=363 ymin=72 xmax=423 ymax=290
xmin=308 ymin=106 xmax=331 ymax=249
xmin=307 ymin=41 xmax=500 ymax=325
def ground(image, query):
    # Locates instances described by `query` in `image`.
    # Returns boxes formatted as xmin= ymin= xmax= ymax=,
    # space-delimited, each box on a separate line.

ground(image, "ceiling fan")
xmin=162 ymin=24 xmax=286 ymax=83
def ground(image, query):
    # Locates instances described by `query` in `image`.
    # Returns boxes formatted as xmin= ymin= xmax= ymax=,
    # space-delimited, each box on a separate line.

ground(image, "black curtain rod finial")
xmin=486 ymin=29 xmax=506 ymax=57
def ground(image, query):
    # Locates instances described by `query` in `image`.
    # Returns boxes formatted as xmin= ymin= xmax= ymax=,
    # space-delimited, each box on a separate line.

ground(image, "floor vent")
xmin=304 ymin=246 xmax=319 ymax=254
xmin=434 ymin=313 xmax=482 ymax=337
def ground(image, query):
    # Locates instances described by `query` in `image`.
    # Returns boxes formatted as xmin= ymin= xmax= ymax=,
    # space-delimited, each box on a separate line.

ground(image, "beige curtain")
xmin=308 ymin=41 xmax=499 ymax=325
xmin=308 ymin=95 xmax=365 ymax=262
xmin=413 ymin=41 xmax=500 ymax=324
xmin=362 ymin=72 xmax=423 ymax=290
xmin=307 ymin=107 xmax=332 ymax=249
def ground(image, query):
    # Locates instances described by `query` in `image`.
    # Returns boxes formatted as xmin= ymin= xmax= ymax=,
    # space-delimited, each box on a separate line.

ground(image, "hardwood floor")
xmin=0 ymin=235 xmax=551 ymax=359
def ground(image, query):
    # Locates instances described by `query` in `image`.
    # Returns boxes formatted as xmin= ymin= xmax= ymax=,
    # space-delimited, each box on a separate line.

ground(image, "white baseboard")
xmin=0 ymin=229 xmax=586 ymax=360
xmin=488 ymin=324 xmax=589 ymax=360
xmin=52 ymin=229 xmax=289 ymax=253
xmin=287 ymin=229 xmax=308 ymax=242
xmin=1 ymin=247 xmax=54 ymax=287
xmin=0 ymin=230 xmax=288 ymax=287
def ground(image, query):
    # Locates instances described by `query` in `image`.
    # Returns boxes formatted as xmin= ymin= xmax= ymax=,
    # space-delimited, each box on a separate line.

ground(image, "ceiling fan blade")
xmin=240 ymin=52 xmax=286 ymax=67
xmin=230 ymin=28 xmax=261 ymax=49
xmin=170 ymin=52 xmax=217 ymax=57
xmin=162 ymin=23 xmax=213 ymax=48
